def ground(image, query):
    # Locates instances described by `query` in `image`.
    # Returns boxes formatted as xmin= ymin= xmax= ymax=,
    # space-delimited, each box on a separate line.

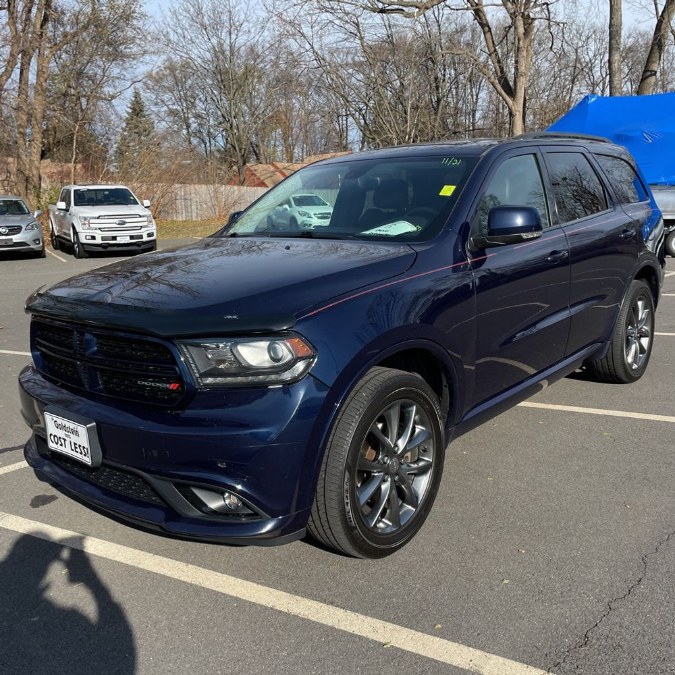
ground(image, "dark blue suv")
xmin=19 ymin=134 xmax=666 ymax=557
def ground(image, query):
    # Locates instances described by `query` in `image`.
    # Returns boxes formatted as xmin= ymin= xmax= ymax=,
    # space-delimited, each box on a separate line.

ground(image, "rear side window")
xmin=546 ymin=152 xmax=608 ymax=223
xmin=594 ymin=154 xmax=649 ymax=204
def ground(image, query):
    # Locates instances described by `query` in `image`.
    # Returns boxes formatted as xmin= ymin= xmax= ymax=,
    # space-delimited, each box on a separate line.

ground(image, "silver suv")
xmin=0 ymin=195 xmax=44 ymax=258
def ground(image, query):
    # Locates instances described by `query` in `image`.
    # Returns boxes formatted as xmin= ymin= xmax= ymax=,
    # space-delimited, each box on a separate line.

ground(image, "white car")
xmin=268 ymin=194 xmax=332 ymax=230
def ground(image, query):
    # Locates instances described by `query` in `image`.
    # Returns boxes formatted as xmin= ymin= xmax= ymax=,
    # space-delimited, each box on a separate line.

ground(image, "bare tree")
xmin=321 ymin=0 xmax=558 ymax=135
xmin=637 ymin=0 xmax=675 ymax=94
xmin=609 ymin=0 xmax=622 ymax=95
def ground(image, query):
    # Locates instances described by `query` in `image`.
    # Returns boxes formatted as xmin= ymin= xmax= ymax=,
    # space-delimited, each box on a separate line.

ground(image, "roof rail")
xmin=516 ymin=132 xmax=611 ymax=143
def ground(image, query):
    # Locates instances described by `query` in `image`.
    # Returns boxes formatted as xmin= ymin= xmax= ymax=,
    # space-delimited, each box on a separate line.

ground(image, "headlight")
xmin=78 ymin=216 xmax=92 ymax=229
xmin=25 ymin=220 xmax=39 ymax=231
xmin=177 ymin=335 xmax=315 ymax=387
xmin=298 ymin=210 xmax=311 ymax=218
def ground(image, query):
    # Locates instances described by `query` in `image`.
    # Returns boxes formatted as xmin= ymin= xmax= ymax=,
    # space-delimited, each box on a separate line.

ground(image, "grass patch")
xmin=157 ymin=218 xmax=225 ymax=240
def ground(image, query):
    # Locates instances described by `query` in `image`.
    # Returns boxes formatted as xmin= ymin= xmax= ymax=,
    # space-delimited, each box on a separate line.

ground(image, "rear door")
xmin=467 ymin=149 xmax=571 ymax=410
xmin=541 ymin=147 xmax=639 ymax=355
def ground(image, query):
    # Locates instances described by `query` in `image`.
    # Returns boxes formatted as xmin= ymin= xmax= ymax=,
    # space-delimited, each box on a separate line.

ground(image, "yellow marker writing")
xmin=439 ymin=185 xmax=456 ymax=196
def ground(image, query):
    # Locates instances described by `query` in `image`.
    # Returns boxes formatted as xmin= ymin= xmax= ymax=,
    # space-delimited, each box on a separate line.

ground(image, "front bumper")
xmin=79 ymin=229 xmax=156 ymax=251
xmin=0 ymin=232 xmax=44 ymax=253
xmin=19 ymin=365 xmax=330 ymax=544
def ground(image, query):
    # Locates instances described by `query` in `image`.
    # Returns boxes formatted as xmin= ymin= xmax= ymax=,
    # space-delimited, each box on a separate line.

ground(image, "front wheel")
xmin=587 ymin=279 xmax=655 ymax=383
xmin=72 ymin=228 xmax=89 ymax=259
xmin=309 ymin=367 xmax=445 ymax=558
xmin=50 ymin=221 xmax=59 ymax=250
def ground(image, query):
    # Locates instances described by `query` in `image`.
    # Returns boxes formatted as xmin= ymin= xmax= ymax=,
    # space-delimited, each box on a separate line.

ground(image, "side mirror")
xmin=142 ymin=199 xmax=151 ymax=208
xmin=33 ymin=210 xmax=43 ymax=218
xmin=227 ymin=210 xmax=243 ymax=225
xmin=56 ymin=201 xmax=67 ymax=211
xmin=473 ymin=206 xmax=543 ymax=248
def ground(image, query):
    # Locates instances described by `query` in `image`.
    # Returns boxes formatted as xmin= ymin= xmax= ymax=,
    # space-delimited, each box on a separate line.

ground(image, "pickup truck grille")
xmin=32 ymin=317 xmax=185 ymax=407
xmin=89 ymin=214 xmax=153 ymax=231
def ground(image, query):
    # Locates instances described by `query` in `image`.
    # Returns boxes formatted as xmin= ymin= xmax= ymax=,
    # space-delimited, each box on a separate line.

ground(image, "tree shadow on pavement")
xmin=0 ymin=532 xmax=136 ymax=675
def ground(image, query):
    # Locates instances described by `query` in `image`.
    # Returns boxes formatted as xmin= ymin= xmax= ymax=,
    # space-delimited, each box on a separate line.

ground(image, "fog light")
xmin=147 ymin=232 xmax=155 ymax=238
xmin=185 ymin=485 xmax=255 ymax=516
xmin=223 ymin=492 xmax=242 ymax=510
xmin=85 ymin=235 xmax=95 ymax=241
xmin=33 ymin=238 xmax=41 ymax=244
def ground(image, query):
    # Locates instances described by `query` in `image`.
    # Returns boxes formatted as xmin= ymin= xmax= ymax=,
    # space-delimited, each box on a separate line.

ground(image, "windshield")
xmin=74 ymin=188 xmax=139 ymax=207
xmin=292 ymin=195 xmax=328 ymax=207
xmin=221 ymin=153 xmax=479 ymax=242
xmin=0 ymin=199 xmax=29 ymax=216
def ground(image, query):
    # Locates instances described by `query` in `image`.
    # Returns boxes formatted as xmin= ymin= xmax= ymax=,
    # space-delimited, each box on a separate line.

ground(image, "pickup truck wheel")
xmin=49 ymin=222 xmax=59 ymax=251
xmin=308 ymin=367 xmax=444 ymax=558
xmin=588 ymin=279 xmax=654 ymax=383
xmin=72 ymin=229 xmax=89 ymax=259
xmin=665 ymin=230 xmax=675 ymax=257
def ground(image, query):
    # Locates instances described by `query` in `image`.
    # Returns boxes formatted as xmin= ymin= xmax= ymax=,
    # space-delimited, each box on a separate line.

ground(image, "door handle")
xmin=620 ymin=228 xmax=636 ymax=240
xmin=546 ymin=250 xmax=569 ymax=263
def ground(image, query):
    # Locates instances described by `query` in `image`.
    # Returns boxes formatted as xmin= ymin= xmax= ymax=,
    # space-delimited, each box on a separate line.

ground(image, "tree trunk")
xmin=637 ymin=0 xmax=675 ymax=95
xmin=608 ymin=0 xmax=622 ymax=96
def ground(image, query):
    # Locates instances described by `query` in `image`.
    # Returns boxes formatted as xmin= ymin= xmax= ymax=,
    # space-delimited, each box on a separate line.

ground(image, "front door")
xmin=467 ymin=151 xmax=571 ymax=410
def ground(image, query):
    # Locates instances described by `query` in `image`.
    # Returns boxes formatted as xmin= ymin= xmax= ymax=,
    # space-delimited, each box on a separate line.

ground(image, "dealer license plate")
xmin=116 ymin=235 xmax=130 ymax=242
xmin=0 ymin=237 xmax=12 ymax=246
xmin=45 ymin=411 xmax=92 ymax=465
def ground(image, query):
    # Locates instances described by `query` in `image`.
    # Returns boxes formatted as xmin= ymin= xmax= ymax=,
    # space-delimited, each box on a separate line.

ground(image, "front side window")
xmin=473 ymin=154 xmax=550 ymax=235
xmin=221 ymin=154 xmax=480 ymax=242
xmin=546 ymin=152 xmax=608 ymax=223
xmin=595 ymin=154 xmax=649 ymax=204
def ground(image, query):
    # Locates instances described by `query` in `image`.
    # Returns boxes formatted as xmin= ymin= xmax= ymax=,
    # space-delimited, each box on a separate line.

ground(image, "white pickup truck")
xmin=48 ymin=184 xmax=157 ymax=258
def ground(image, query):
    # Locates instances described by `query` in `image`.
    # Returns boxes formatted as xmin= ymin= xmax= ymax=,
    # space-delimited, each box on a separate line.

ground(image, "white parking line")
xmin=46 ymin=248 xmax=67 ymax=263
xmin=656 ymin=332 xmax=675 ymax=336
xmin=0 ymin=349 xmax=30 ymax=357
xmin=0 ymin=461 xmax=28 ymax=476
xmin=0 ymin=512 xmax=546 ymax=675
xmin=519 ymin=401 xmax=675 ymax=424
xmin=665 ymin=271 xmax=675 ymax=278
xmin=662 ymin=293 xmax=675 ymax=296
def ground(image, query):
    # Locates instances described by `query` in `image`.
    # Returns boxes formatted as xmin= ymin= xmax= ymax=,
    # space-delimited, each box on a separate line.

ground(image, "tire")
xmin=289 ymin=217 xmax=298 ymax=230
xmin=36 ymin=246 xmax=46 ymax=259
xmin=72 ymin=228 xmax=89 ymax=258
xmin=587 ymin=279 xmax=655 ymax=383
xmin=50 ymin=221 xmax=60 ymax=251
xmin=665 ymin=230 xmax=675 ymax=258
xmin=309 ymin=367 xmax=445 ymax=558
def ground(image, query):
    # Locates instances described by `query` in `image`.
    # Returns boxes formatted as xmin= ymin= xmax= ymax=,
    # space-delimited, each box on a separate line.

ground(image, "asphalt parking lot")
xmin=1 ymin=243 xmax=674 ymax=675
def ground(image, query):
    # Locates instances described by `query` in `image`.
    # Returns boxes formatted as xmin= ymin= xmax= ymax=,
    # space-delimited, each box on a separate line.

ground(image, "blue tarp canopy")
xmin=547 ymin=93 xmax=675 ymax=185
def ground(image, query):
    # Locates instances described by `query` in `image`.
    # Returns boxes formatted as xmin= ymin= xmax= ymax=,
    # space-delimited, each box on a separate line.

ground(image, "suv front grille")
xmin=1 ymin=225 xmax=23 ymax=235
xmin=32 ymin=317 xmax=185 ymax=406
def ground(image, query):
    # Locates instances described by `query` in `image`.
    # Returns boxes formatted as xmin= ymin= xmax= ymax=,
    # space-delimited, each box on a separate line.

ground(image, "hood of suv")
xmin=26 ymin=237 xmax=416 ymax=336
xmin=70 ymin=205 xmax=151 ymax=218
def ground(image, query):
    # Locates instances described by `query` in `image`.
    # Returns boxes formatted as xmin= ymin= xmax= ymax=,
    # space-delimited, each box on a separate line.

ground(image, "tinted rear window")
xmin=595 ymin=154 xmax=649 ymax=204
xmin=545 ymin=152 xmax=608 ymax=223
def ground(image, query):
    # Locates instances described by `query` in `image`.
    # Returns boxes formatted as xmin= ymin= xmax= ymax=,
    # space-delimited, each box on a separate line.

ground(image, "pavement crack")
xmin=547 ymin=528 xmax=675 ymax=673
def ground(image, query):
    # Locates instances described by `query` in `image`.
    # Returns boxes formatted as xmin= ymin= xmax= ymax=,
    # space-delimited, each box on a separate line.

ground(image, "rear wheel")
xmin=72 ymin=228 xmax=89 ymax=259
xmin=587 ymin=279 xmax=654 ymax=383
xmin=309 ymin=367 xmax=445 ymax=558
xmin=665 ymin=230 xmax=675 ymax=258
